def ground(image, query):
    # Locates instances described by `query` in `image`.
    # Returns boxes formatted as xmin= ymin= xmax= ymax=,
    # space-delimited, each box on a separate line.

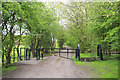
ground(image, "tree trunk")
xmin=6 ymin=32 xmax=14 ymax=67
xmin=17 ymin=39 xmax=20 ymax=61
xmin=31 ymin=38 xmax=35 ymax=57
xmin=2 ymin=49 xmax=4 ymax=66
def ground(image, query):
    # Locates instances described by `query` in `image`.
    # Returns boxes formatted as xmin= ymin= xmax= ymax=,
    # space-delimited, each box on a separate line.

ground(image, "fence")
xmin=2 ymin=46 xmax=79 ymax=67
xmin=2 ymin=47 xmax=41 ymax=67
xmin=3 ymin=44 xmax=119 ymax=67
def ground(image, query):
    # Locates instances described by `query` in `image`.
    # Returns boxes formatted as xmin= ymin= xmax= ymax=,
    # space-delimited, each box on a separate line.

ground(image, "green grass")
xmin=73 ymin=54 xmax=119 ymax=78
xmin=43 ymin=53 xmax=50 ymax=57
xmin=80 ymin=53 xmax=97 ymax=58
xmin=2 ymin=65 xmax=17 ymax=76
xmin=90 ymin=59 xmax=118 ymax=78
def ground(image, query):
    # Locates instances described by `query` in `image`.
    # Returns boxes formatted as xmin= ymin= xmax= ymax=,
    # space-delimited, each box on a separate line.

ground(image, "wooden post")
xmin=20 ymin=48 xmax=22 ymax=61
xmin=17 ymin=48 xmax=19 ymax=61
xmin=42 ymin=48 xmax=43 ymax=60
xmin=109 ymin=42 xmax=111 ymax=56
xmin=13 ymin=48 xmax=15 ymax=62
xmin=67 ymin=49 xmax=68 ymax=59
xmin=100 ymin=45 xmax=103 ymax=60
xmin=77 ymin=44 xmax=80 ymax=61
xmin=78 ymin=48 xmax=80 ymax=61
xmin=76 ymin=49 xmax=77 ymax=59
xmin=59 ymin=49 xmax=60 ymax=57
xmin=109 ymin=46 xmax=111 ymax=56
xmin=26 ymin=48 xmax=28 ymax=60
xmin=29 ymin=49 xmax=31 ymax=60
xmin=38 ymin=48 xmax=40 ymax=60
xmin=97 ymin=44 xmax=99 ymax=56
xmin=36 ymin=48 xmax=38 ymax=60
xmin=49 ymin=48 xmax=50 ymax=55
xmin=24 ymin=48 xmax=25 ymax=60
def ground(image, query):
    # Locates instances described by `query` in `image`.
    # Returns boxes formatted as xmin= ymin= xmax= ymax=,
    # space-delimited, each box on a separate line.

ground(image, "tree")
xmin=2 ymin=2 xmax=60 ymax=65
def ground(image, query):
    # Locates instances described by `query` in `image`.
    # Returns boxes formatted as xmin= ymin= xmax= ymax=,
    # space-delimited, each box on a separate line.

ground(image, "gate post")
xmin=76 ymin=49 xmax=78 ymax=59
xmin=76 ymin=44 xmax=80 ymax=61
xmin=26 ymin=48 xmax=28 ymax=60
xmin=99 ymin=45 xmax=103 ymax=60
xmin=29 ymin=49 xmax=31 ymax=60
xmin=77 ymin=44 xmax=80 ymax=61
xmin=42 ymin=48 xmax=44 ymax=60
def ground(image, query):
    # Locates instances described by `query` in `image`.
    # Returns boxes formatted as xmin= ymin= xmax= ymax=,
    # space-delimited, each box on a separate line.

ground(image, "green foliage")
xmin=2 ymin=2 xmax=60 ymax=65
xmin=56 ymin=2 xmax=119 ymax=53
xmin=56 ymin=26 xmax=67 ymax=48
xmin=87 ymin=2 xmax=120 ymax=51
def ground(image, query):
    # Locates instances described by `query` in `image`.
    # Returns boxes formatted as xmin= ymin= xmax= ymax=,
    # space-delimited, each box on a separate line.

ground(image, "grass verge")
xmin=2 ymin=65 xmax=18 ymax=76
xmin=73 ymin=54 xmax=119 ymax=78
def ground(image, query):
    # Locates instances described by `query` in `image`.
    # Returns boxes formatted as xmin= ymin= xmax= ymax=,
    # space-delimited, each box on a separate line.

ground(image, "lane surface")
xmin=4 ymin=49 xmax=92 ymax=78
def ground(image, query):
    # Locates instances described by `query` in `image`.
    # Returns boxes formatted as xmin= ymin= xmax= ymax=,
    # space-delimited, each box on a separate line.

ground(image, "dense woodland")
xmin=1 ymin=2 xmax=120 ymax=65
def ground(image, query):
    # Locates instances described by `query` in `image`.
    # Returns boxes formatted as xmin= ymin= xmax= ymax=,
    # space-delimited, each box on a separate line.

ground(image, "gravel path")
xmin=3 ymin=49 xmax=92 ymax=78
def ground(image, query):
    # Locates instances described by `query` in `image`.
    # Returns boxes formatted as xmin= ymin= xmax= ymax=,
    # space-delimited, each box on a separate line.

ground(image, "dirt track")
xmin=3 ymin=49 xmax=92 ymax=78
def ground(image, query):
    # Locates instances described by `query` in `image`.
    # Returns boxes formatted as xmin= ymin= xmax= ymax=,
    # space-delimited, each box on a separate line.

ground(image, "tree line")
xmin=55 ymin=2 xmax=120 ymax=53
xmin=1 ymin=2 xmax=120 ymax=66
